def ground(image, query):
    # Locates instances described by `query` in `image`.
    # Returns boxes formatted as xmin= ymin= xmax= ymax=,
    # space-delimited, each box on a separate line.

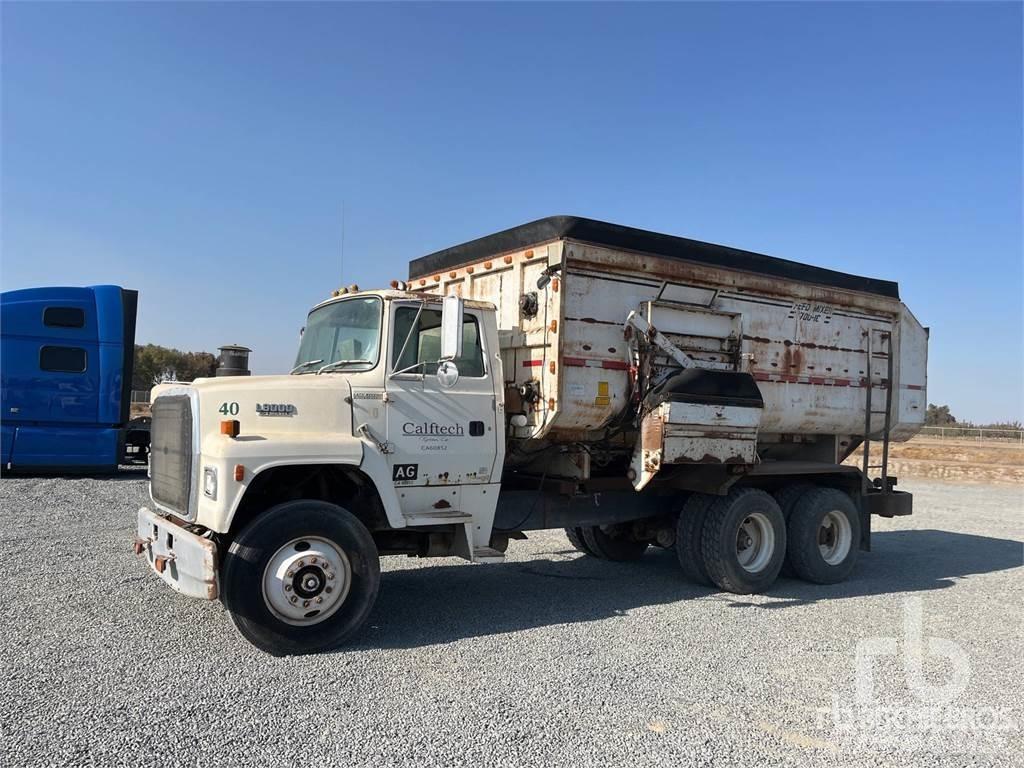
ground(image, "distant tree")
xmin=925 ymin=403 xmax=957 ymax=426
xmin=133 ymin=344 xmax=218 ymax=389
xmin=177 ymin=351 xmax=219 ymax=382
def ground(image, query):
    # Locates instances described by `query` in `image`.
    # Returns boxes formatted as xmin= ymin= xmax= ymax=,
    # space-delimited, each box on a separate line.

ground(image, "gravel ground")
xmin=1 ymin=473 xmax=1021 ymax=767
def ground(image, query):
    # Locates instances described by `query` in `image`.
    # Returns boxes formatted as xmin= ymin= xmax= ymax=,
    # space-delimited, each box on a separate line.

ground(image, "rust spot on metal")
xmin=549 ymin=320 xmax=558 ymax=333
xmin=549 ymin=361 xmax=556 ymax=374
xmin=525 ymin=249 xmax=534 ymax=259
xmin=504 ymin=255 xmax=513 ymax=264
xmin=432 ymin=274 xmax=441 ymax=282
xmin=466 ymin=266 xmax=474 ymax=274
xmin=552 ymin=277 xmax=560 ymax=292
xmin=484 ymin=260 xmax=493 ymax=269
xmin=433 ymin=499 xmax=452 ymax=509
xmin=449 ymin=271 xmax=457 ymax=278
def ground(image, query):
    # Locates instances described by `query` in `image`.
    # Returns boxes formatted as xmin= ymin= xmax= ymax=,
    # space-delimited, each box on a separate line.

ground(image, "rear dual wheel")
xmin=785 ymin=487 xmax=860 ymax=584
xmin=564 ymin=525 xmax=648 ymax=561
xmin=700 ymin=488 xmax=787 ymax=594
xmin=675 ymin=493 xmax=715 ymax=585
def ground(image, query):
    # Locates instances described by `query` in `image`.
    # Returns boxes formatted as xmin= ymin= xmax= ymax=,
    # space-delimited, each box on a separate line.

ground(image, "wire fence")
xmin=131 ymin=390 xmax=151 ymax=404
xmin=918 ymin=426 xmax=1024 ymax=444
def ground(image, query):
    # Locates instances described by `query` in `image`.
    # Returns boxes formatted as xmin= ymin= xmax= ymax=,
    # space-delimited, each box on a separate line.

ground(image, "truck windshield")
xmin=294 ymin=297 xmax=382 ymax=374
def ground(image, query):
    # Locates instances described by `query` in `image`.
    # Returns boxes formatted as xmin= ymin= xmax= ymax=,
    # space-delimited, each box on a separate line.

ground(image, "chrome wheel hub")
xmin=736 ymin=512 xmax=775 ymax=573
xmin=818 ymin=510 xmax=852 ymax=566
xmin=262 ymin=536 xmax=352 ymax=626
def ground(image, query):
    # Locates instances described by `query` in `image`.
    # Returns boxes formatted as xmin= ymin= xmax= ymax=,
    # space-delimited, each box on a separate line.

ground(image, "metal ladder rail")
xmin=861 ymin=329 xmax=894 ymax=493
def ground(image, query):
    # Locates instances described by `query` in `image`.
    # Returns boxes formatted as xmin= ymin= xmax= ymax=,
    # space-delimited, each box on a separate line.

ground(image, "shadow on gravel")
xmin=349 ymin=529 xmax=1022 ymax=650
xmin=0 ymin=466 xmax=148 ymax=481
xmin=725 ymin=529 xmax=1024 ymax=610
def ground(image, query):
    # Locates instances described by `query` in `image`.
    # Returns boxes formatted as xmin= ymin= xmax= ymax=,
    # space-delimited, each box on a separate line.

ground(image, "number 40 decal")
xmin=219 ymin=402 xmax=240 ymax=416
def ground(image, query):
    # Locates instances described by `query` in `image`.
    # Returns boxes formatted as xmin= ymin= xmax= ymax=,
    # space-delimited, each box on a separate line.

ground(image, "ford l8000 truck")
xmin=134 ymin=217 xmax=927 ymax=655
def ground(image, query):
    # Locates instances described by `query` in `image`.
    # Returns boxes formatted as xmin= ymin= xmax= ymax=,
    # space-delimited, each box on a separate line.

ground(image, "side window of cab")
xmin=392 ymin=306 xmax=485 ymax=377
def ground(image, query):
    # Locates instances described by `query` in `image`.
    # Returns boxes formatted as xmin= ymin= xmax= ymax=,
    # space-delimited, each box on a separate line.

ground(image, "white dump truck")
xmin=136 ymin=216 xmax=927 ymax=654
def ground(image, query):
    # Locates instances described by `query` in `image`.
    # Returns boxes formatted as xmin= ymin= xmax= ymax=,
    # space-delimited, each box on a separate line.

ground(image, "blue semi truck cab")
xmin=1 ymin=284 xmax=143 ymax=473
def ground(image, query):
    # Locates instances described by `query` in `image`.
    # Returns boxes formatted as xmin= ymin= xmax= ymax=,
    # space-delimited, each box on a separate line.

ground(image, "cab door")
xmin=384 ymin=301 xmax=499 ymax=511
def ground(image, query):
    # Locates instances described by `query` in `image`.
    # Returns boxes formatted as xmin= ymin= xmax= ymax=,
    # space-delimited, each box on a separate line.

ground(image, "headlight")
xmin=203 ymin=467 xmax=218 ymax=500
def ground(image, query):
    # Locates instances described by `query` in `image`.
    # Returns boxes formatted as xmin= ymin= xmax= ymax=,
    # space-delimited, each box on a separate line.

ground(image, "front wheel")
xmin=221 ymin=500 xmax=381 ymax=656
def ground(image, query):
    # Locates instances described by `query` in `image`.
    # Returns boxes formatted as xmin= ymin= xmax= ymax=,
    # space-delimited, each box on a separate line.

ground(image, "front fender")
xmin=195 ymin=434 xmax=406 ymax=533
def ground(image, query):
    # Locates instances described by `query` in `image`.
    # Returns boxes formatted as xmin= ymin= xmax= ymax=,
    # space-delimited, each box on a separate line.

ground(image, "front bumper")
xmin=135 ymin=507 xmax=220 ymax=600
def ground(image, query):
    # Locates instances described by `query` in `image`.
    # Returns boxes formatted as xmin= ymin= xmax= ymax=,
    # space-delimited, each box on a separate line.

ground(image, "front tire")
xmin=221 ymin=500 xmax=381 ymax=656
xmin=700 ymin=488 xmax=785 ymax=594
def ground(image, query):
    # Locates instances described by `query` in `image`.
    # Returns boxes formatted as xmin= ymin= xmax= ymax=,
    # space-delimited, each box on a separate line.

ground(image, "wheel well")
xmin=735 ymin=472 xmax=862 ymax=497
xmin=227 ymin=464 xmax=389 ymax=540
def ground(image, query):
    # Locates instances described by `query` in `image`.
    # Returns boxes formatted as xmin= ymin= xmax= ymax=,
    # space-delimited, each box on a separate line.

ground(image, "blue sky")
xmin=2 ymin=2 xmax=1021 ymax=423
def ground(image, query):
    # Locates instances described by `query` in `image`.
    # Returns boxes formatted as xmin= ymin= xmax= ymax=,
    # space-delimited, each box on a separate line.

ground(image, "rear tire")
xmin=773 ymin=483 xmax=815 ymax=576
xmin=582 ymin=525 xmax=648 ymax=561
xmin=701 ymin=487 xmax=785 ymax=594
xmin=221 ymin=500 xmax=380 ymax=656
xmin=786 ymin=488 xmax=860 ymax=584
xmin=564 ymin=527 xmax=596 ymax=556
xmin=676 ymin=493 xmax=715 ymax=585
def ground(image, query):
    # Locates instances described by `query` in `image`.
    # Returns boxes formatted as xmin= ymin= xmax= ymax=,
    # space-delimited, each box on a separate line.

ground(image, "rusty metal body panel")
xmin=136 ymin=506 xmax=219 ymax=600
xmin=408 ymin=217 xmax=927 ymax=471
xmin=632 ymin=401 xmax=761 ymax=490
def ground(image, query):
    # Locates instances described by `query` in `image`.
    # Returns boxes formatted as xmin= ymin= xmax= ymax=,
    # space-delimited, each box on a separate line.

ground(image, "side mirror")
xmin=440 ymin=294 xmax=463 ymax=361
xmin=436 ymin=360 xmax=459 ymax=389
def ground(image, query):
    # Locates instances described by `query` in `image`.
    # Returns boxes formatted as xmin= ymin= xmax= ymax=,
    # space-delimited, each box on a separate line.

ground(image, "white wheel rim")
xmin=818 ymin=510 xmax=852 ymax=566
xmin=736 ymin=512 xmax=775 ymax=573
xmin=261 ymin=536 xmax=352 ymax=626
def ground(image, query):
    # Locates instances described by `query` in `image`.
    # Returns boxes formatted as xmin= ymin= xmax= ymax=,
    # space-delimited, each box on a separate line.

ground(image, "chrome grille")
xmin=150 ymin=395 xmax=193 ymax=515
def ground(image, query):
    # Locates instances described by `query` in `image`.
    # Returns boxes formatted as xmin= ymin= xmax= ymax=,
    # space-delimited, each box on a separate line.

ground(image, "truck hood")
xmin=154 ymin=373 xmax=354 ymax=439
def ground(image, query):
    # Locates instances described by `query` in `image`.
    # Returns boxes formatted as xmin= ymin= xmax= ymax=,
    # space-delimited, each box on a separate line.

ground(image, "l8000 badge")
xmin=256 ymin=403 xmax=297 ymax=416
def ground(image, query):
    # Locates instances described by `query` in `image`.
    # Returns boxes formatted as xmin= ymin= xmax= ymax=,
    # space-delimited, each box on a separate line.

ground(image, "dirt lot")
xmin=846 ymin=436 xmax=1024 ymax=485
xmin=0 ymin=473 xmax=1021 ymax=767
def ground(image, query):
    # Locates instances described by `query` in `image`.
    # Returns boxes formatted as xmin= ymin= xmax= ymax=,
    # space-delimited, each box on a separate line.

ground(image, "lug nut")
xmin=316 ymin=597 xmax=323 ymax=604
xmin=286 ymin=570 xmax=294 ymax=578
xmin=290 ymin=596 xmax=297 ymax=603
xmin=285 ymin=584 xmax=292 ymax=592
xmin=297 ymin=560 xmax=305 ymax=567
xmin=327 ymin=573 xmax=335 ymax=580
xmin=309 ymin=558 xmax=317 ymax=565
xmin=303 ymin=600 xmax=310 ymax=608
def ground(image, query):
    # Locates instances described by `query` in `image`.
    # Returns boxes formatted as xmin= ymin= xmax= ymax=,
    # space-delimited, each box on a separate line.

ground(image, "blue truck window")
xmin=40 ymin=345 xmax=87 ymax=373
xmin=43 ymin=306 xmax=86 ymax=328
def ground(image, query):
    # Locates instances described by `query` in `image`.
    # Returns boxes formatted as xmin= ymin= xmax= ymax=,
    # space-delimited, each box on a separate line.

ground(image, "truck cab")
xmin=1 ymin=285 xmax=139 ymax=473
xmin=139 ymin=289 xmax=508 ymax=652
